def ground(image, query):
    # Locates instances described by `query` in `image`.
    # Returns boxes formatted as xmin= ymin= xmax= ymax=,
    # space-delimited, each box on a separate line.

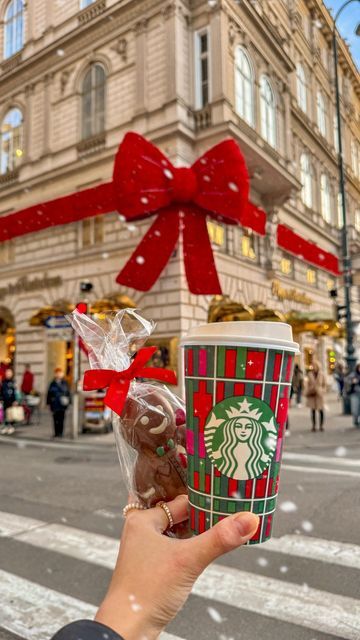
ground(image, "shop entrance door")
xmin=46 ymin=336 xmax=74 ymax=387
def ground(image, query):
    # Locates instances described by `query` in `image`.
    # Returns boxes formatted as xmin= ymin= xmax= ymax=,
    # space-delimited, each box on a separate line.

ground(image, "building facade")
xmin=0 ymin=0 xmax=359 ymax=394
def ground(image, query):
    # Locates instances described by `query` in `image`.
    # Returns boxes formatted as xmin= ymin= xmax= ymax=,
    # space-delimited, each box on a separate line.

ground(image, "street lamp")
xmin=332 ymin=0 xmax=360 ymax=379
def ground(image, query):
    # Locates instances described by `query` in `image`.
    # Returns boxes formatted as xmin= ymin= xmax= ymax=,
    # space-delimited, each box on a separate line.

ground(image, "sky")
xmin=324 ymin=0 xmax=360 ymax=68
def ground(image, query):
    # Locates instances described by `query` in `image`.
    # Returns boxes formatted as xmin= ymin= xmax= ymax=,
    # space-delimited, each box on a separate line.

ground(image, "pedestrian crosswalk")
xmin=0 ymin=510 xmax=360 ymax=640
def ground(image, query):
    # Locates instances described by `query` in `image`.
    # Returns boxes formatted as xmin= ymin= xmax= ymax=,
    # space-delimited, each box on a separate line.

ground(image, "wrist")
xmin=95 ymin=594 xmax=161 ymax=640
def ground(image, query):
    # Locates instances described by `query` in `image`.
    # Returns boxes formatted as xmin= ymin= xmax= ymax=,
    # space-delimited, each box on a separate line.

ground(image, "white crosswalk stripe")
xmin=265 ymin=534 xmax=360 ymax=570
xmin=194 ymin=566 xmax=360 ymax=640
xmin=0 ymin=570 xmax=181 ymax=640
xmin=1 ymin=510 xmax=360 ymax=640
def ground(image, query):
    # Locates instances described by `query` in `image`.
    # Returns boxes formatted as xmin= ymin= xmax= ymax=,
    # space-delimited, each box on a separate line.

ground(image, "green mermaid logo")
xmin=204 ymin=396 xmax=278 ymax=480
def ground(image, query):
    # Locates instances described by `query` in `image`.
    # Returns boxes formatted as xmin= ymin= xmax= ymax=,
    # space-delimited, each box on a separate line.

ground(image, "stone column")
xmin=283 ymin=85 xmax=292 ymax=161
xmin=42 ymin=73 xmax=53 ymax=156
xmin=209 ymin=6 xmax=226 ymax=102
xmin=163 ymin=3 xmax=177 ymax=102
xmin=134 ymin=19 xmax=148 ymax=114
xmin=25 ymin=0 xmax=35 ymax=42
xmin=263 ymin=205 xmax=280 ymax=277
xmin=24 ymin=83 xmax=35 ymax=162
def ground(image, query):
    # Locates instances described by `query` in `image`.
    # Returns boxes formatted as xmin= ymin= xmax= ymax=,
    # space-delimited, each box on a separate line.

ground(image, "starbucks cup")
xmin=181 ymin=322 xmax=299 ymax=544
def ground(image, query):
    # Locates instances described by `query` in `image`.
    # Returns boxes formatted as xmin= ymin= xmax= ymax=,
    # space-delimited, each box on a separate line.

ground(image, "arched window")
xmin=320 ymin=173 xmax=331 ymax=224
xmin=337 ymin=192 xmax=344 ymax=228
xmin=296 ymin=63 xmax=307 ymax=112
xmin=317 ymin=90 xmax=326 ymax=136
xmin=0 ymin=107 xmax=24 ymax=175
xmin=234 ymin=47 xmax=254 ymax=126
xmin=4 ymin=0 xmax=24 ymax=60
xmin=300 ymin=152 xmax=312 ymax=208
xmin=81 ymin=64 xmax=106 ymax=140
xmin=260 ymin=76 xmax=276 ymax=147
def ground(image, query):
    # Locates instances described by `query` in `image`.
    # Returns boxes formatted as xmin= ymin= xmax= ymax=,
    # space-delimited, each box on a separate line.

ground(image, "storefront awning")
xmin=29 ymin=293 xmax=136 ymax=326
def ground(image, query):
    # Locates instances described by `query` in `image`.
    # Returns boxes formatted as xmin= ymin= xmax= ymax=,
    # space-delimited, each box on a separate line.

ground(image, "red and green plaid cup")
xmin=181 ymin=322 xmax=298 ymax=544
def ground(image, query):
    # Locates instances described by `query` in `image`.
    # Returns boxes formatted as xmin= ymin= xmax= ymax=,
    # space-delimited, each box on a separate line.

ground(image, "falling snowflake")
xmin=131 ymin=602 xmax=142 ymax=612
xmin=56 ymin=48 xmax=65 ymax=56
xmin=127 ymin=224 xmax=136 ymax=232
xmin=36 ymin=476 xmax=43 ymax=482
xmin=118 ymin=214 xmax=126 ymax=222
xmin=279 ymin=500 xmax=297 ymax=513
xmin=296 ymin=484 xmax=304 ymax=492
xmin=102 ymin=252 xmax=109 ymax=259
xmin=257 ymin=557 xmax=268 ymax=567
xmin=228 ymin=181 xmax=239 ymax=192
xmin=136 ymin=256 xmax=145 ymax=265
xmin=61 ymin=517 xmax=67 ymax=523
xmin=140 ymin=196 xmax=149 ymax=205
xmin=154 ymin=230 xmax=161 ymax=237
xmin=280 ymin=565 xmax=288 ymax=573
xmin=334 ymin=446 xmax=347 ymax=457
xmin=301 ymin=520 xmax=314 ymax=533
xmin=164 ymin=168 xmax=174 ymax=180
xmin=207 ymin=607 xmax=223 ymax=623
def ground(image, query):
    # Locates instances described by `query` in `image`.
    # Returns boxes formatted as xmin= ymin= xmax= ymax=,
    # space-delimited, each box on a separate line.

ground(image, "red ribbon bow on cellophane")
xmin=83 ymin=346 xmax=177 ymax=415
xmin=0 ymin=132 xmax=266 ymax=294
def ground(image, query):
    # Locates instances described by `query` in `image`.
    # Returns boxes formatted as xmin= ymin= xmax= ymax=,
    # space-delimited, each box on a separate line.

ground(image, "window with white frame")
xmin=4 ymin=0 xmax=24 ymax=60
xmin=320 ymin=173 xmax=331 ymax=224
xmin=81 ymin=63 xmax=106 ymax=140
xmin=337 ymin=192 xmax=344 ymax=228
xmin=80 ymin=0 xmax=96 ymax=8
xmin=234 ymin=47 xmax=254 ymax=126
xmin=351 ymin=139 xmax=358 ymax=177
xmin=317 ymin=90 xmax=326 ymax=137
xmin=333 ymin=113 xmax=339 ymax=153
xmin=355 ymin=209 xmax=360 ymax=233
xmin=0 ymin=107 xmax=24 ymax=175
xmin=195 ymin=29 xmax=210 ymax=109
xmin=296 ymin=63 xmax=307 ymax=113
xmin=260 ymin=76 xmax=276 ymax=148
xmin=300 ymin=152 xmax=312 ymax=208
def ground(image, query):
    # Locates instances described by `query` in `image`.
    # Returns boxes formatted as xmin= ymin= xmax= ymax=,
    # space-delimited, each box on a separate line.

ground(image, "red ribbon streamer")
xmin=83 ymin=346 xmax=177 ymax=415
xmin=277 ymin=225 xmax=340 ymax=276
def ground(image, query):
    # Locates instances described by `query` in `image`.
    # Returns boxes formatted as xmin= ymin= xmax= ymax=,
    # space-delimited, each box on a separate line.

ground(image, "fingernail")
xmin=234 ymin=513 xmax=259 ymax=537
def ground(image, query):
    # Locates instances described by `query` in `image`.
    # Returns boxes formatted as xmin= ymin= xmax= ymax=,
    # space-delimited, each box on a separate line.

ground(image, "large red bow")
xmin=113 ymin=133 xmax=253 ymax=294
xmin=83 ymin=346 xmax=177 ymax=415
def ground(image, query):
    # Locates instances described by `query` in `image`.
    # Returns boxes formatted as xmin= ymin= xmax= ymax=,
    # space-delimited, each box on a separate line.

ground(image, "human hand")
xmin=95 ymin=495 xmax=259 ymax=640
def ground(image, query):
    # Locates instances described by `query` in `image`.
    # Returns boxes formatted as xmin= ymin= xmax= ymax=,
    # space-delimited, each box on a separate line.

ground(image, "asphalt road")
xmin=0 ymin=397 xmax=360 ymax=640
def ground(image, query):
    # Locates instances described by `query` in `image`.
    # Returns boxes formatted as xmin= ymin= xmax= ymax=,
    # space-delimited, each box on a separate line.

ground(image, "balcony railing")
xmin=0 ymin=168 xmax=19 ymax=187
xmin=193 ymin=106 xmax=212 ymax=131
xmin=77 ymin=132 xmax=106 ymax=157
xmin=78 ymin=0 xmax=106 ymax=25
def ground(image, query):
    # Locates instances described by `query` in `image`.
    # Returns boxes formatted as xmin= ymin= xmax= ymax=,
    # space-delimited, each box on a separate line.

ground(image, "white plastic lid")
xmin=181 ymin=322 xmax=299 ymax=352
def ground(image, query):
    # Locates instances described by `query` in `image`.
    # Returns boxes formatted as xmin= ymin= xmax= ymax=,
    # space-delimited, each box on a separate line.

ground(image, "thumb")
xmin=189 ymin=512 xmax=260 ymax=572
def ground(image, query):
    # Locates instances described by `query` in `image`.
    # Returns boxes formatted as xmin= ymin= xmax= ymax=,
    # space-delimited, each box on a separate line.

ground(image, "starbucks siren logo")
xmin=204 ymin=396 xmax=278 ymax=480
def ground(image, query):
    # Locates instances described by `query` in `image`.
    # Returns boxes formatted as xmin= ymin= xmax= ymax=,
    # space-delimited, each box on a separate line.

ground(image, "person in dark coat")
xmin=0 ymin=368 xmax=18 ymax=434
xmin=46 ymin=368 xmax=71 ymax=438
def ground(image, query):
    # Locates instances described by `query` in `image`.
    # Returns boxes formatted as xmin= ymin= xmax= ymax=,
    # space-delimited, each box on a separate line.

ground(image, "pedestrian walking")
xmin=21 ymin=364 xmax=35 ymax=425
xmin=306 ymin=361 xmax=326 ymax=432
xmin=348 ymin=363 xmax=360 ymax=427
xmin=290 ymin=363 xmax=304 ymax=407
xmin=334 ymin=361 xmax=345 ymax=398
xmin=46 ymin=368 xmax=71 ymax=438
xmin=0 ymin=368 xmax=20 ymax=435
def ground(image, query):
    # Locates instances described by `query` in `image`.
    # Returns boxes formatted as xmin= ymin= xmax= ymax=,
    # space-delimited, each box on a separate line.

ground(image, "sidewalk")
xmin=4 ymin=392 xmax=360 ymax=451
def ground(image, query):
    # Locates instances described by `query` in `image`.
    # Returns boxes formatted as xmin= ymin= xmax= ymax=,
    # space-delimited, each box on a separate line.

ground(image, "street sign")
xmin=44 ymin=316 xmax=71 ymax=329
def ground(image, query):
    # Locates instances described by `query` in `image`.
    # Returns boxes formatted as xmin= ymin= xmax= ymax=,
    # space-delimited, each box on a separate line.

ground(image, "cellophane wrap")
xmin=68 ymin=309 xmax=188 ymax=533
